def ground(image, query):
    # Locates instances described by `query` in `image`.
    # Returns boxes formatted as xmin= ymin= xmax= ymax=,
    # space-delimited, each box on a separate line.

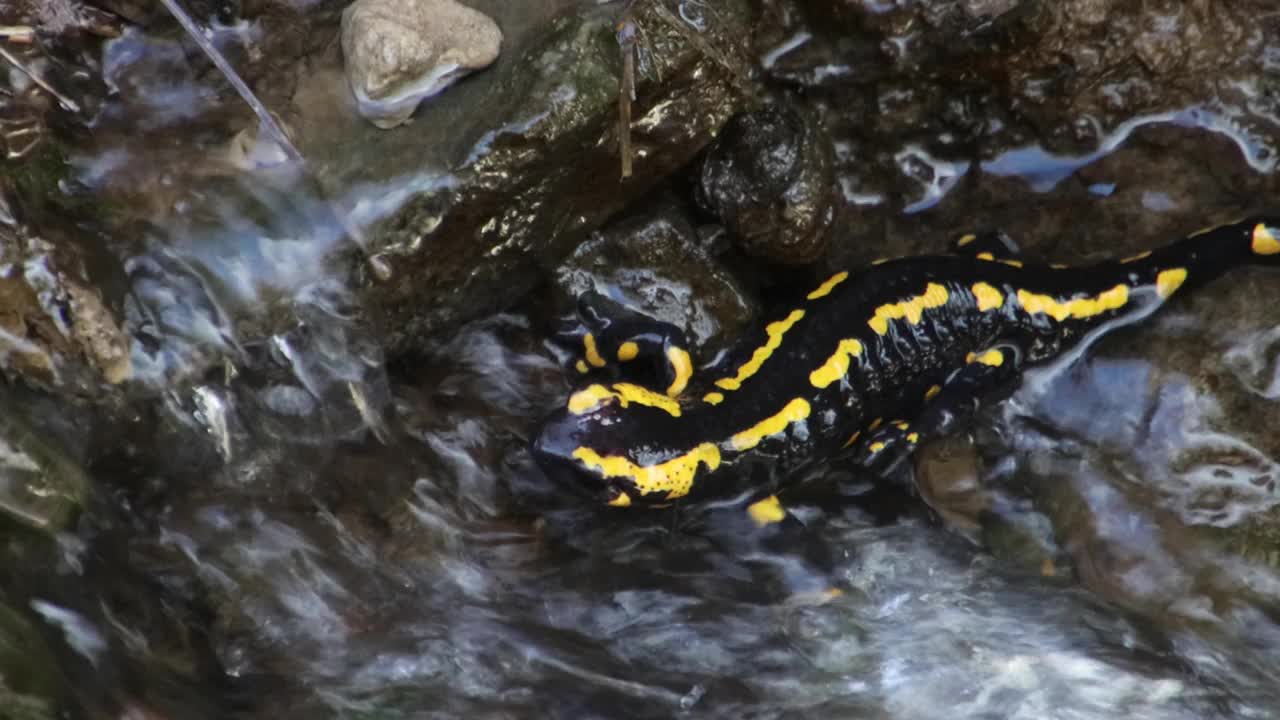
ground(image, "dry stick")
xmin=157 ymin=0 xmax=300 ymax=164
xmin=617 ymin=18 xmax=636 ymax=179
xmin=0 ymin=44 xmax=79 ymax=112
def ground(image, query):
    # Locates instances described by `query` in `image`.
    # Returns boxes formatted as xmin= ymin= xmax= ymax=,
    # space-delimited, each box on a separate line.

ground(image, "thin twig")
xmin=617 ymin=16 xmax=636 ymax=179
xmin=156 ymin=0 xmax=301 ymax=165
xmin=0 ymin=45 xmax=79 ymax=112
xmin=158 ymin=0 xmax=376 ymax=268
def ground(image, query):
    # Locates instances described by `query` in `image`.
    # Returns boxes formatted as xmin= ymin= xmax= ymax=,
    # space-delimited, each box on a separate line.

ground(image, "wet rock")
xmin=696 ymin=106 xmax=837 ymax=265
xmin=975 ymin=267 xmax=1280 ymax=619
xmin=913 ymin=435 xmax=988 ymax=536
xmin=0 ymin=194 xmax=130 ymax=390
xmin=341 ymin=0 xmax=503 ymax=129
xmin=321 ymin=0 xmax=760 ymax=356
xmin=0 ymin=603 xmax=59 ymax=720
xmin=0 ymin=392 xmax=90 ymax=532
xmin=553 ymin=202 xmax=756 ymax=354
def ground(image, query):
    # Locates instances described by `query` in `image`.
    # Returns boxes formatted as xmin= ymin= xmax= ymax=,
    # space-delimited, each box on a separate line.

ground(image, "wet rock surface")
xmin=340 ymin=0 xmax=503 ymax=129
xmin=326 ymin=0 xmax=760 ymax=357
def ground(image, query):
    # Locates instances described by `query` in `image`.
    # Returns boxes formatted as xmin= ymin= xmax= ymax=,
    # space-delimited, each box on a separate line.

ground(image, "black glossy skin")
xmin=533 ymin=218 xmax=1280 ymax=508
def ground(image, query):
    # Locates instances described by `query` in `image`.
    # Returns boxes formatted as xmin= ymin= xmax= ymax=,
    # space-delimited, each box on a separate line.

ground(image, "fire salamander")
xmin=533 ymin=218 xmax=1280 ymax=516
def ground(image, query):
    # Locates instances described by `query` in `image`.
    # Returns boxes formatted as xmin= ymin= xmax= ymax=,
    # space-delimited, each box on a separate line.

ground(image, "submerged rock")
xmin=341 ymin=0 xmax=503 ymax=129
xmin=0 ymin=192 xmax=130 ymax=391
xmin=0 ymin=392 xmax=88 ymax=533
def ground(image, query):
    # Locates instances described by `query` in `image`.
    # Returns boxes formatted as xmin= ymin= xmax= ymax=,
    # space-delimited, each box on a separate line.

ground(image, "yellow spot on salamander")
xmin=747 ymin=495 xmax=786 ymax=527
xmin=1121 ymin=250 xmax=1152 ymax=264
xmin=842 ymin=430 xmax=861 ymax=448
xmin=907 ymin=432 xmax=920 ymax=443
xmin=703 ymin=392 xmax=724 ymax=405
xmin=867 ymin=283 xmax=950 ymax=335
xmin=872 ymin=257 xmax=891 ymax=265
xmin=569 ymin=383 xmax=683 ymax=416
xmin=583 ymin=333 xmax=607 ymax=368
xmin=957 ymin=233 xmax=976 ymax=247
xmin=971 ymin=282 xmax=1003 ymax=311
xmin=809 ymin=338 xmax=864 ymax=388
xmin=731 ymin=398 xmax=811 ymax=452
xmin=617 ymin=341 xmax=639 ymax=361
xmin=665 ymin=347 xmax=693 ymax=396
xmin=1156 ymin=268 xmax=1187 ymax=299
xmin=1050 ymin=263 xmax=1069 ymax=269
xmin=925 ymin=384 xmax=941 ymax=401
xmin=976 ymin=252 xmax=994 ymax=261
xmin=892 ymin=420 xmax=909 ymax=430
xmin=715 ymin=310 xmax=805 ymax=391
xmin=575 ymin=359 xmax=590 ymax=374
xmin=607 ymin=491 xmax=631 ymax=507
xmin=1000 ymin=259 xmax=1024 ymax=268
xmin=1015 ymin=284 xmax=1128 ymax=322
xmin=613 ymin=383 xmax=683 ymax=416
xmin=573 ymin=443 xmax=721 ymax=500
xmin=868 ymin=418 xmax=882 ymax=430
xmin=869 ymin=441 xmax=886 ymax=453
xmin=807 ymin=271 xmax=849 ymax=300
xmin=966 ymin=349 xmax=1004 ymax=367
xmin=568 ymin=384 xmax=615 ymax=414
xmin=1252 ymin=223 xmax=1280 ymax=255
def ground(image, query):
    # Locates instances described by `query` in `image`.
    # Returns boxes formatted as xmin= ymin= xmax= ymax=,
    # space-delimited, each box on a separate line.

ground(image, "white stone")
xmin=341 ymin=0 xmax=503 ymax=129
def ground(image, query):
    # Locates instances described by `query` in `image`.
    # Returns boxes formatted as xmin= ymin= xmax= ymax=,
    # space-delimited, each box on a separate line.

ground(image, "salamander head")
xmin=532 ymin=383 xmax=718 ymax=508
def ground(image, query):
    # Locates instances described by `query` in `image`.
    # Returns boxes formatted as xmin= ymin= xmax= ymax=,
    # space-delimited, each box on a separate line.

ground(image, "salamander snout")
xmin=532 ymin=404 xmax=637 ymax=507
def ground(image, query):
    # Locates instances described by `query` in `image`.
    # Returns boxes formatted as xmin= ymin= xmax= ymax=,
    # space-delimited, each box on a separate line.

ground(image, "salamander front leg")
xmin=697 ymin=494 xmax=839 ymax=598
xmin=553 ymin=292 xmax=695 ymax=396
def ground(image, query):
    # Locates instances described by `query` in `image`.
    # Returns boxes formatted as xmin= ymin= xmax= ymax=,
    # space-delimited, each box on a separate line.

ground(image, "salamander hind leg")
xmin=553 ymin=292 xmax=694 ymax=395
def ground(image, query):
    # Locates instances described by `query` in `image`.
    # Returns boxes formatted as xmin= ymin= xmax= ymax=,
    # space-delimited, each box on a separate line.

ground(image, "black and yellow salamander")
xmin=533 ymin=218 xmax=1280 ymax=511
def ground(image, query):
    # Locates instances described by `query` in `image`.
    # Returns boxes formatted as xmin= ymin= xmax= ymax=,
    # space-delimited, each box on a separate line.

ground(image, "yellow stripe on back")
xmin=1016 ymin=284 xmax=1128 ymax=322
xmin=809 ymin=338 xmax=864 ymax=388
xmin=731 ymin=398 xmax=811 ymax=451
xmin=715 ymin=310 xmax=805 ymax=391
xmin=971 ymin=282 xmax=1003 ymax=311
xmin=867 ymin=283 xmax=950 ymax=335
xmin=807 ymin=271 xmax=849 ymax=300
